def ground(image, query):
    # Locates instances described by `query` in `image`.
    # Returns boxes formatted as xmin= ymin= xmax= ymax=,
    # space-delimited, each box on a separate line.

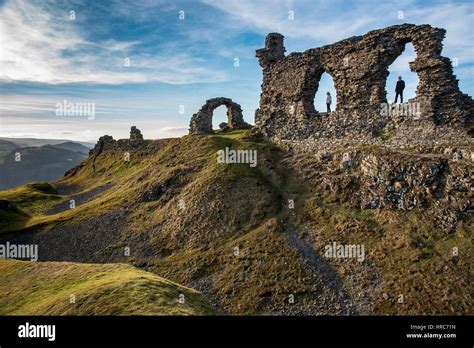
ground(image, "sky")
xmin=0 ymin=0 xmax=473 ymax=142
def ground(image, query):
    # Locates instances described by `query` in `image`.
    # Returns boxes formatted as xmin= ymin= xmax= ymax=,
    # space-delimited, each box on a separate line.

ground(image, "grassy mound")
xmin=0 ymin=183 xmax=64 ymax=232
xmin=0 ymin=130 xmax=471 ymax=315
xmin=0 ymin=258 xmax=215 ymax=315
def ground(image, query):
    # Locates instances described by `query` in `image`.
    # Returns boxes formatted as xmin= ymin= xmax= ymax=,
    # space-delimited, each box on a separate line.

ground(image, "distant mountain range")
xmin=0 ymin=138 xmax=93 ymax=190
xmin=0 ymin=137 xmax=94 ymax=149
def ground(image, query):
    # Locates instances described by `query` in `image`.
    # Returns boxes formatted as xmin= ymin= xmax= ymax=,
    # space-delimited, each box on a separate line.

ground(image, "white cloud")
xmin=0 ymin=94 xmax=138 ymax=118
xmin=406 ymin=3 xmax=474 ymax=63
xmin=202 ymin=0 xmax=474 ymax=66
xmin=159 ymin=126 xmax=188 ymax=132
xmin=201 ymin=0 xmax=386 ymax=42
xmin=0 ymin=0 xmax=227 ymax=85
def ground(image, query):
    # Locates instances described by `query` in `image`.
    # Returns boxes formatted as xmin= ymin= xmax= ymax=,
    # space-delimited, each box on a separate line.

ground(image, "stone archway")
xmin=189 ymin=97 xmax=247 ymax=134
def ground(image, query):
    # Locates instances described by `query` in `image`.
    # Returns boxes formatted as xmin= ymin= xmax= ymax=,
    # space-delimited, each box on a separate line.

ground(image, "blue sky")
xmin=0 ymin=0 xmax=473 ymax=141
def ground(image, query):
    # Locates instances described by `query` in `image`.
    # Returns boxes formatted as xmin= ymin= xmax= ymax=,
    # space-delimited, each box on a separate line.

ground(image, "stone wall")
xmin=189 ymin=97 xmax=248 ymax=134
xmin=255 ymin=24 xmax=473 ymax=150
xmin=90 ymin=126 xmax=146 ymax=154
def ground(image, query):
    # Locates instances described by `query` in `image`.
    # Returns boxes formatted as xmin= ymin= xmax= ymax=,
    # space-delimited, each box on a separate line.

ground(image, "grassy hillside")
xmin=0 ymin=129 xmax=471 ymax=315
xmin=0 ymin=183 xmax=64 ymax=232
xmin=0 ymin=258 xmax=215 ymax=315
xmin=50 ymin=141 xmax=91 ymax=154
xmin=0 ymin=145 xmax=87 ymax=190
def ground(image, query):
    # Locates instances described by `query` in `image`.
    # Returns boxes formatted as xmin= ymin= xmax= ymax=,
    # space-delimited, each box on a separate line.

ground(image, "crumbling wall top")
xmin=256 ymin=33 xmax=286 ymax=69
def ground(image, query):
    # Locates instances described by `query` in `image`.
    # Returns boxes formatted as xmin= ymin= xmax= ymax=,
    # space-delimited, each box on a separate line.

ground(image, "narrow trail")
xmin=284 ymin=225 xmax=360 ymax=315
xmin=257 ymin=149 xmax=362 ymax=314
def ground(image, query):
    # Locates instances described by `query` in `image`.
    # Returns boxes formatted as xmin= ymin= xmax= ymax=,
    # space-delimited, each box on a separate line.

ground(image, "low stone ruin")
xmin=189 ymin=97 xmax=248 ymax=134
xmin=90 ymin=126 xmax=145 ymax=154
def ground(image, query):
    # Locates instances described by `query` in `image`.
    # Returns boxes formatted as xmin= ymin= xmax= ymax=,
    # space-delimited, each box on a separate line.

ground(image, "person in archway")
xmin=394 ymin=76 xmax=405 ymax=103
xmin=326 ymin=91 xmax=332 ymax=113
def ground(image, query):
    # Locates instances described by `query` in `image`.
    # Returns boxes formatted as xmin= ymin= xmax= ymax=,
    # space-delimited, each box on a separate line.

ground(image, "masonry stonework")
xmin=254 ymin=24 xmax=473 ymax=150
xmin=130 ymin=126 xmax=144 ymax=142
xmin=189 ymin=97 xmax=248 ymax=134
xmin=90 ymin=126 xmax=146 ymax=154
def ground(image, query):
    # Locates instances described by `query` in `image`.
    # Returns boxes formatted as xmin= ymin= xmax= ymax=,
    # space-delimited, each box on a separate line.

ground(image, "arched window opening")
xmin=313 ymin=72 xmax=337 ymax=113
xmin=212 ymin=105 xmax=229 ymax=131
xmin=385 ymin=42 xmax=419 ymax=104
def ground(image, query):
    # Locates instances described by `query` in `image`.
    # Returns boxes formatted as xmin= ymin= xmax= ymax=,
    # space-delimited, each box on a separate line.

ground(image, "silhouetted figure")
xmin=395 ymin=76 xmax=405 ymax=103
xmin=326 ymin=92 xmax=332 ymax=113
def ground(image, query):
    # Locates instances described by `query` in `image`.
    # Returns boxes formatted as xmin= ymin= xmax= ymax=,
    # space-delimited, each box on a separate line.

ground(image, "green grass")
xmin=374 ymin=131 xmax=394 ymax=141
xmin=1 ymin=129 xmax=471 ymax=315
xmin=0 ymin=183 xmax=66 ymax=233
xmin=149 ymin=219 xmax=322 ymax=314
xmin=297 ymin=184 xmax=472 ymax=315
xmin=0 ymin=258 xmax=215 ymax=315
xmin=0 ymin=183 xmax=63 ymax=214
xmin=207 ymin=129 xmax=245 ymax=139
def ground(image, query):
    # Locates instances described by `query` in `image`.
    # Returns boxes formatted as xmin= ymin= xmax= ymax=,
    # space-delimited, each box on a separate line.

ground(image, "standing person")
xmin=395 ymin=76 xmax=405 ymax=103
xmin=326 ymin=91 xmax=332 ymax=113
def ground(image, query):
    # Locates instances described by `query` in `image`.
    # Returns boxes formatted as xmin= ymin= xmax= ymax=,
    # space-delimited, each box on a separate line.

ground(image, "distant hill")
xmin=0 ymin=145 xmax=87 ymax=190
xmin=0 ymin=137 xmax=94 ymax=149
xmin=0 ymin=139 xmax=19 ymax=151
xmin=0 ymin=258 xmax=215 ymax=315
xmin=50 ymin=141 xmax=90 ymax=154
xmin=0 ymin=139 xmax=19 ymax=163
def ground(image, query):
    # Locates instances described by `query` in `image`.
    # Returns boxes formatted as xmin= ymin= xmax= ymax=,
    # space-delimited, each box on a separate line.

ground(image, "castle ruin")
xmin=254 ymin=24 xmax=473 ymax=150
